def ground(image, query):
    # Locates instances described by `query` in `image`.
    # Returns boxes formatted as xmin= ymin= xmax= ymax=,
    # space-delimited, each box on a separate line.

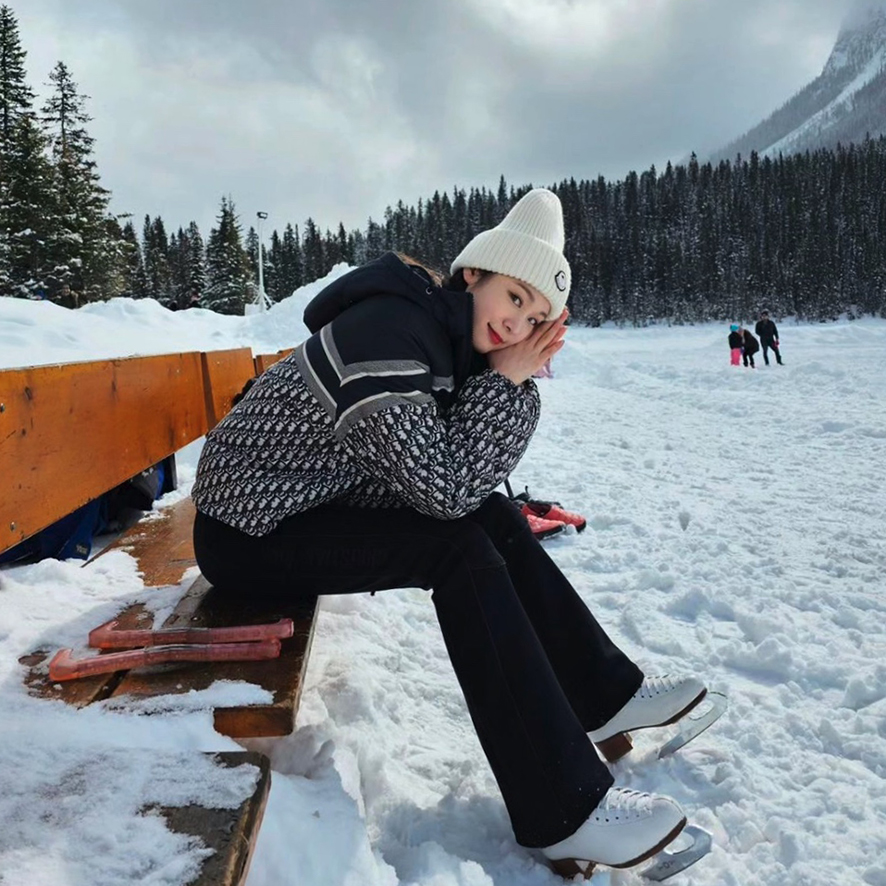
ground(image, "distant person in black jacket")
xmin=755 ymin=310 xmax=783 ymax=365
xmin=741 ymin=327 xmax=759 ymax=368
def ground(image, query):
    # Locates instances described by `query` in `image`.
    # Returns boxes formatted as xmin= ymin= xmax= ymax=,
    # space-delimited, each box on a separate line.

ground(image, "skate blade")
xmin=642 ymin=825 xmax=712 ymax=881
xmin=657 ymin=691 xmax=727 ymax=758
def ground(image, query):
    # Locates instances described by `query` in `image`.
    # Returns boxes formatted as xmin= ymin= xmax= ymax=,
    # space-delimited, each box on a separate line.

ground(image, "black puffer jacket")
xmin=192 ymin=253 xmax=541 ymax=535
xmin=755 ymin=318 xmax=779 ymax=343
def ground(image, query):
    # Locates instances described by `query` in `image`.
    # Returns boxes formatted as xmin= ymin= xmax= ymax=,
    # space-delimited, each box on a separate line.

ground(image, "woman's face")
xmin=465 ymin=269 xmax=553 ymax=354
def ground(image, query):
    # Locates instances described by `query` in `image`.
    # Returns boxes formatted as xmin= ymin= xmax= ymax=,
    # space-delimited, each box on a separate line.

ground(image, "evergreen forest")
xmin=2 ymin=5 xmax=885 ymax=324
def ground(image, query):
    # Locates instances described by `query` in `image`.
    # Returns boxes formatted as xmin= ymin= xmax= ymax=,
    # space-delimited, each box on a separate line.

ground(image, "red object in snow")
xmin=88 ymin=617 xmax=294 ymax=649
xmin=522 ymin=501 xmax=587 ymax=533
xmin=48 ymin=639 xmax=282 ymax=682
xmin=523 ymin=510 xmax=567 ymax=540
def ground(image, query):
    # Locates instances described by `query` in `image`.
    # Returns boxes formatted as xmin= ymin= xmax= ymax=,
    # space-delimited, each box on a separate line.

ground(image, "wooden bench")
xmin=0 ymin=346 xmax=315 ymax=885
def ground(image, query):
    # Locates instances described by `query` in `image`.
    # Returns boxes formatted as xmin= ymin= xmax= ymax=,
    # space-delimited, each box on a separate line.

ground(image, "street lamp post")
xmin=255 ymin=211 xmax=270 ymax=312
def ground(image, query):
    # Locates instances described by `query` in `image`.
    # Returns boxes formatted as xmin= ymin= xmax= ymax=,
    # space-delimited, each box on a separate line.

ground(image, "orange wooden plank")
xmin=0 ymin=354 xmax=208 ymax=555
xmin=201 ymin=348 xmax=256 ymax=428
xmin=253 ymin=354 xmax=276 ymax=375
xmin=253 ymin=348 xmax=293 ymax=375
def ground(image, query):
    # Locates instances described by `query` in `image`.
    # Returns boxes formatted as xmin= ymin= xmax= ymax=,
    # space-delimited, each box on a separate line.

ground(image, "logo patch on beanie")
xmin=554 ymin=270 xmax=567 ymax=292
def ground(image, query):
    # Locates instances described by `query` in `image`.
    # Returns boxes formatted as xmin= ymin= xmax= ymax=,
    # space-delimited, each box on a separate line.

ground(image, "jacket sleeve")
xmin=296 ymin=293 xmax=541 ymax=519
xmin=340 ymin=369 xmax=540 ymax=519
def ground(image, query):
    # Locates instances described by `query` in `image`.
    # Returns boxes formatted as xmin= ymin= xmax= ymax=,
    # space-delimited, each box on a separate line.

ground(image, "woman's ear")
xmin=463 ymin=267 xmax=481 ymax=287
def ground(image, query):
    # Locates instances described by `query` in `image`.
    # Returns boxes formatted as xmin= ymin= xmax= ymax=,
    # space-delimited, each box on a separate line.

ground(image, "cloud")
xmin=17 ymin=0 xmax=852 ymax=239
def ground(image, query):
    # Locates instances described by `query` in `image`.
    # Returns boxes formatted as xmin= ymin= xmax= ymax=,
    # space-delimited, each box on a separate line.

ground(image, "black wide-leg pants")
xmin=194 ymin=492 xmax=643 ymax=847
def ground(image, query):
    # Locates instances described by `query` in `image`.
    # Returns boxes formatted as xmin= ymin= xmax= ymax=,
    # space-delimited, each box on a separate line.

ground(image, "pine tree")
xmin=141 ymin=215 xmax=172 ymax=303
xmin=278 ymin=223 xmax=303 ymax=298
xmin=301 ymin=217 xmax=324 ymax=282
xmin=0 ymin=6 xmax=53 ymax=297
xmin=185 ymin=221 xmax=205 ymax=304
xmin=0 ymin=112 xmax=53 ymax=296
xmin=119 ymin=219 xmax=142 ymax=297
xmin=336 ymin=222 xmax=352 ymax=265
xmin=496 ymin=175 xmax=509 ymax=221
xmin=41 ymin=61 xmax=122 ymax=302
xmin=167 ymin=228 xmax=191 ymax=308
xmin=204 ymin=195 xmax=248 ymax=314
xmin=0 ymin=5 xmax=32 ymax=149
xmin=364 ymin=218 xmax=384 ymax=264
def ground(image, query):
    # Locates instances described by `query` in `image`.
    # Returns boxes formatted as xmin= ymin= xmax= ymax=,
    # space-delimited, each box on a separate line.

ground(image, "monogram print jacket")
xmin=192 ymin=253 xmax=541 ymax=535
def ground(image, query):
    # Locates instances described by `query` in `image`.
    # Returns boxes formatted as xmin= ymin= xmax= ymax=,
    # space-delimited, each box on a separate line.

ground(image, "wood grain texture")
xmin=0 ymin=353 xmax=208 ymax=554
xmin=253 ymin=348 xmax=293 ymax=375
xmin=201 ymin=348 xmax=256 ymax=428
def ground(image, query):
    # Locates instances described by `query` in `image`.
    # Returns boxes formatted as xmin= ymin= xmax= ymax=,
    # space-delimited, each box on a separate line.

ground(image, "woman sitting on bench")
xmin=191 ymin=189 xmax=707 ymax=877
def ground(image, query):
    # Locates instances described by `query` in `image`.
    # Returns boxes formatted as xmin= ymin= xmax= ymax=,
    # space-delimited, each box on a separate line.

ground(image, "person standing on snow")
xmin=755 ymin=309 xmax=783 ymax=365
xmin=728 ymin=324 xmax=743 ymax=365
xmin=741 ymin=326 xmax=759 ymax=368
xmin=191 ymin=189 xmax=710 ymax=877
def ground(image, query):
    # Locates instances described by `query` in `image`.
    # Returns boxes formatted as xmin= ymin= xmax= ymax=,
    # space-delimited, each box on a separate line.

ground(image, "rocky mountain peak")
xmin=823 ymin=0 xmax=886 ymax=78
xmin=709 ymin=1 xmax=886 ymax=163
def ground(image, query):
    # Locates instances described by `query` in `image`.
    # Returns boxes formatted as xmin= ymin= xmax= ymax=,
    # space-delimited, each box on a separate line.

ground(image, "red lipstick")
xmin=489 ymin=325 xmax=503 ymax=346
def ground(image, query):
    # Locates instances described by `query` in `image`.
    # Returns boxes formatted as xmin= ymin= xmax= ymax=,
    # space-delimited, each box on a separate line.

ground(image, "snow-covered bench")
xmin=1 ymin=347 xmax=316 ymax=885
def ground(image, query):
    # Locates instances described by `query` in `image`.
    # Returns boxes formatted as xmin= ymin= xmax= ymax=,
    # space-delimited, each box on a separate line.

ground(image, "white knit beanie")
xmin=450 ymin=188 xmax=571 ymax=318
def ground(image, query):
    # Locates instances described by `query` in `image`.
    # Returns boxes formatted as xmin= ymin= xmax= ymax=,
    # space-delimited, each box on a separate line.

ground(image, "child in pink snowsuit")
xmin=728 ymin=324 xmax=742 ymax=365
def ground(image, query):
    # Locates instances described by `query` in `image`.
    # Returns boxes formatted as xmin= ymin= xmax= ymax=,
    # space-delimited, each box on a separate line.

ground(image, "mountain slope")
xmin=711 ymin=1 xmax=886 ymax=162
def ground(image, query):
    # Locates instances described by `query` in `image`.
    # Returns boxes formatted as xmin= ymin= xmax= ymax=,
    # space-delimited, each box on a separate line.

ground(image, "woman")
xmin=192 ymin=189 xmax=707 ymax=876
xmin=741 ymin=326 xmax=759 ymax=368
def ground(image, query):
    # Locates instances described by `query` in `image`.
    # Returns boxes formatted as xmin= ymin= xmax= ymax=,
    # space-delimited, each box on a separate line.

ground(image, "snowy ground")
xmin=1 ymin=284 xmax=885 ymax=886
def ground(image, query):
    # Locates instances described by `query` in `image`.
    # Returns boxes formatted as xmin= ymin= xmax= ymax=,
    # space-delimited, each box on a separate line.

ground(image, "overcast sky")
xmin=18 ymin=0 xmax=855 ymax=239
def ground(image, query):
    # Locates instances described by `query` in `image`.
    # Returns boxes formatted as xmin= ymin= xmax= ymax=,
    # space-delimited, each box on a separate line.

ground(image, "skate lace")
xmin=634 ymin=675 xmax=681 ymax=700
xmin=593 ymin=788 xmax=655 ymax=823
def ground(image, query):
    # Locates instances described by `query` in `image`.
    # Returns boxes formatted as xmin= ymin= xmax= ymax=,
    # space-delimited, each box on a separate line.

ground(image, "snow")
xmin=2 ymin=288 xmax=886 ymax=886
xmin=0 ymin=264 xmax=352 ymax=370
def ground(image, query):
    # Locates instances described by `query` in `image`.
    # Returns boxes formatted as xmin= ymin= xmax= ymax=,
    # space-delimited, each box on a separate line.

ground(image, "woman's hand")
xmin=488 ymin=310 xmax=568 ymax=386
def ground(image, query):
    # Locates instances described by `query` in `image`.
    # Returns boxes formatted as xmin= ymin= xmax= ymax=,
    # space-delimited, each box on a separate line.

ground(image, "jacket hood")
xmin=304 ymin=253 xmax=442 ymax=332
xmin=303 ymin=252 xmax=481 ymax=388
